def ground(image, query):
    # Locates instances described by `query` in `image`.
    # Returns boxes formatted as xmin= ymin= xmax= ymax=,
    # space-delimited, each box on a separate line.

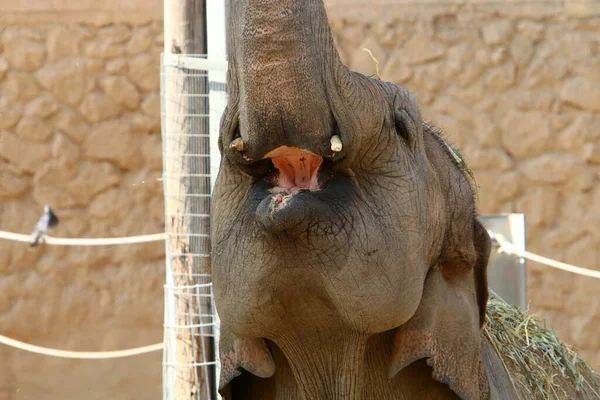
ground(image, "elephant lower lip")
xmin=255 ymin=188 xmax=323 ymax=233
xmin=251 ymin=177 xmax=352 ymax=235
xmin=268 ymin=189 xmax=305 ymax=211
xmin=251 ymin=159 xmax=349 ymax=234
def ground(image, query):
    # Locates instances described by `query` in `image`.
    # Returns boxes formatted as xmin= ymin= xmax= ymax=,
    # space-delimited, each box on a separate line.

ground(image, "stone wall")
xmin=0 ymin=1 xmax=598 ymax=399
xmin=0 ymin=3 xmax=165 ymax=400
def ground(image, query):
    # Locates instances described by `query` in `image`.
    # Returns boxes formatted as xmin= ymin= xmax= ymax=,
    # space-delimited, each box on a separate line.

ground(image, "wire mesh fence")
xmin=161 ymin=54 xmax=227 ymax=400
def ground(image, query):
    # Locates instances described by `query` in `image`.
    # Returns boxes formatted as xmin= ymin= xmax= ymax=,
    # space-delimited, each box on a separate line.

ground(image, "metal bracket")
xmin=479 ymin=214 xmax=528 ymax=311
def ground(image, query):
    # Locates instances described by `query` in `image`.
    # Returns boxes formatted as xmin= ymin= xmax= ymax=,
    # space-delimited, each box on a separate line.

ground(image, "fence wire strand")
xmin=488 ymin=231 xmax=600 ymax=279
xmin=0 ymin=334 xmax=163 ymax=359
xmin=0 ymin=231 xmax=166 ymax=246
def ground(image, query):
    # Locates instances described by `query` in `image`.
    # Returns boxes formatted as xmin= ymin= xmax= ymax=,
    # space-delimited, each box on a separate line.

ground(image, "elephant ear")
xmin=219 ymin=327 xmax=276 ymax=393
xmin=389 ymin=219 xmax=491 ymax=400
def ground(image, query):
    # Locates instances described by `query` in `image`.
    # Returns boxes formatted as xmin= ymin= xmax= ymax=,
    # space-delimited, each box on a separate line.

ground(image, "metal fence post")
xmin=478 ymin=214 xmax=528 ymax=311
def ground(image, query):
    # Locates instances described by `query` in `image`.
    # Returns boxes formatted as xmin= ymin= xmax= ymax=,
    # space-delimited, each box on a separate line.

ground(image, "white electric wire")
xmin=0 ymin=231 xmax=167 ymax=246
xmin=488 ymin=231 xmax=600 ymax=279
xmin=0 ymin=230 xmax=174 ymax=358
xmin=0 ymin=334 xmax=163 ymax=359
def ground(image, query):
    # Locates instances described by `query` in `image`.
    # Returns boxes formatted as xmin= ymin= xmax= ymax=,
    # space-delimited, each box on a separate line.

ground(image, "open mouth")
xmin=247 ymin=144 xmax=349 ymax=232
xmin=263 ymin=146 xmax=323 ymax=211
xmin=265 ymin=146 xmax=323 ymax=193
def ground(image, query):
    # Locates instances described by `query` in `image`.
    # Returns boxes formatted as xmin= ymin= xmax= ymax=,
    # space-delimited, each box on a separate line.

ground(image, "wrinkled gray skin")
xmin=211 ymin=0 xmax=519 ymax=399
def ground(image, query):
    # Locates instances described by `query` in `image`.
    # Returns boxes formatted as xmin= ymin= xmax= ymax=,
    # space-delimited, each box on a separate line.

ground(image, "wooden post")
xmin=163 ymin=0 xmax=215 ymax=398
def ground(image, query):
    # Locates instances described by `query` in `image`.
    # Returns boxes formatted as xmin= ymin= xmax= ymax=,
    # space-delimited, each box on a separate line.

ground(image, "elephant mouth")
xmin=263 ymin=146 xmax=323 ymax=208
xmin=251 ymin=146 xmax=339 ymax=232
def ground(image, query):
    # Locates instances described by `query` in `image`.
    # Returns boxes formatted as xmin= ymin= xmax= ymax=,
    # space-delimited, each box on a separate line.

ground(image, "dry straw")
xmin=484 ymin=294 xmax=600 ymax=399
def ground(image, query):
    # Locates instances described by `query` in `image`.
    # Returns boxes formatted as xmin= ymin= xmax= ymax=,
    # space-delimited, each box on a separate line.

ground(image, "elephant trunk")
xmin=228 ymin=0 xmax=348 ymax=159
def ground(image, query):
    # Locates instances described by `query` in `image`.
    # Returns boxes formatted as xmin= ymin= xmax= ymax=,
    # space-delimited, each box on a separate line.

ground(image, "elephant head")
xmin=211 ymin=0 xmax=494 ymax=398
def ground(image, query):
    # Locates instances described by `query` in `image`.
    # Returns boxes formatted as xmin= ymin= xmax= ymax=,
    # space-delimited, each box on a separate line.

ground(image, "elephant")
xmin=209 ymin=0 xmax=600 ymax=398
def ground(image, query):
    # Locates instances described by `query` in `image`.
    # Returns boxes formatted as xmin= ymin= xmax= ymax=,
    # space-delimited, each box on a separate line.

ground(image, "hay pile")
xmin=484 ymin=294 xmax=600 ymax=399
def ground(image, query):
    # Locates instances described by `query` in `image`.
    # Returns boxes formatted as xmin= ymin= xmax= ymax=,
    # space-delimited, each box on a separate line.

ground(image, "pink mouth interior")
xmin=265 ymin=147 xmax=322 ymax=193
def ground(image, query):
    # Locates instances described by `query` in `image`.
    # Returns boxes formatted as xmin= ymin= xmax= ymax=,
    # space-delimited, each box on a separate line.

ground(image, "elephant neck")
xmin=276 ymin=330 xmax=367 ymax=400
xmin=270 ymin=329 xmax=464 ymax=399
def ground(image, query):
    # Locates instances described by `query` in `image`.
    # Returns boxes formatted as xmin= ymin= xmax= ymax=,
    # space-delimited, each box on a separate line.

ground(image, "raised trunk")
xmin=227 ymin=0 xmax=348 ymax=158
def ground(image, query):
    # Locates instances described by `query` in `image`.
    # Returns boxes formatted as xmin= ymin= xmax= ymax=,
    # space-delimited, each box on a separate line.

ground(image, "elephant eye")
xmin=394 ymin=109 xmax=415 ymax=146
xmin=394 ymin=110 xmax=410 ymax=141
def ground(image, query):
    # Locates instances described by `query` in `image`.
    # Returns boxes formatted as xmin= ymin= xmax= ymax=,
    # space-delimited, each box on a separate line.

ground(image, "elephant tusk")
xmin=229 ymin=138 xmax=245 ymax=152
xmin=330 ymin=135 xmax=343 ymax=153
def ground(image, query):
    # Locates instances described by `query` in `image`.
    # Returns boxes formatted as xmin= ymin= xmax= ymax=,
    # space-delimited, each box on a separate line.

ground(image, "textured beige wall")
xmin=0 ymin=4 xmax=165 ymax=400
xmin=0 ymin=1 xmax=599 ymax=399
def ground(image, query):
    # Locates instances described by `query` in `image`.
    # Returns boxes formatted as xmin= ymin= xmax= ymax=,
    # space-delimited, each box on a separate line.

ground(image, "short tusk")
xmin=229 ymin=138 xmax=245 ymax=152
xmin=330 ymin=135 xmax=343 ymax=153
